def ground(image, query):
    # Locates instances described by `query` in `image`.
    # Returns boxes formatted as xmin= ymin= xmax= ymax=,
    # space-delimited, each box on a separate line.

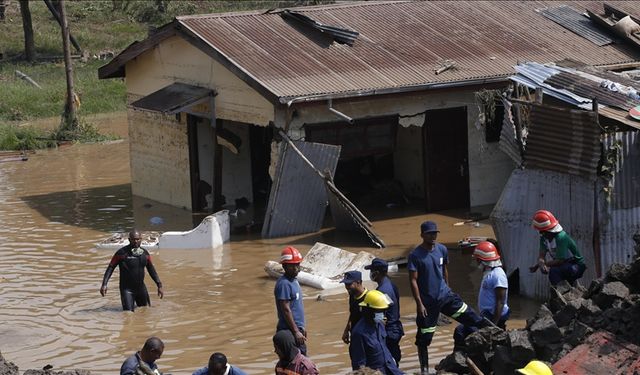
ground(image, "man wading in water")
xmin=100 ymin=230 xmax=164 ymax=311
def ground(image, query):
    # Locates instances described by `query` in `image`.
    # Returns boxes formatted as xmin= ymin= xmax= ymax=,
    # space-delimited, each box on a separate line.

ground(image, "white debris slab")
xmin=159 ymin=210 xmax=230 ymax=249
xmin=264 ymin=242 xmax=378 ymax=290
xmin=95 ymin=231 xmax=160 ymax=250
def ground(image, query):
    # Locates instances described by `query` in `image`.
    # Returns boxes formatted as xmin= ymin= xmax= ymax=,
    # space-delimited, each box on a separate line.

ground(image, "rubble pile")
xmin=0 ymin=352 xmax=89 ymax=375
xmin=437 ymin=235 xmax=640 ymax=375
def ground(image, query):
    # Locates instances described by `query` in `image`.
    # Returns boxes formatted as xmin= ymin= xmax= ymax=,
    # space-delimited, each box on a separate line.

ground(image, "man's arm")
xmin=277 ymin=299 xmax=306 ymax=346
xmin=342 ymin=319 xmax=351 ymax=344
xmin=492 ymin=287 xmax=507 ymax=324
xmin=409 ymin=270 xmax=426 ymax=317
xmin=100 ymin=252 xmax=122 ymax=296
xmin=443 ymin=264 xmax=449 ymax=285
xmin=145 ymin=253 xmax=163 ymax=299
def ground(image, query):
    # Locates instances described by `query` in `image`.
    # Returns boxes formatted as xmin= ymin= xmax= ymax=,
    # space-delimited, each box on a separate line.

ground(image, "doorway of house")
xmin=187 ymin=114 xmax=215 ymax=213
xmin=423 ymin=107 xmax=470 ymax=212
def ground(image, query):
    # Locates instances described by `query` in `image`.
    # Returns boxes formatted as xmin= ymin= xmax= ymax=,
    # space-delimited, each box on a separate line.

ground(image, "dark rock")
xmin=491 ymin=345 xmax=518 ymax=375
xmin=536 ymin=341 xmax=563 ymax=362
xmin=529 ymin=313 xmax=562 ymax=347
xmin=0 ymin=351 xmax=19 ymax=375
xmin=555 ymin=280 xmax=572 ymax=295
xmin=606 ymin=263 xmax=632 ymax=283
xmin=435 ymin=351 xmax=468 ymax=374
xmin=594 ymin=281 xmax=630 ymax=310
xmin=526 ymin=304 xmax=553 ymax=330
xmin=553 ymin=298 xmax=582 ymax=327
xmin=23 ymin=372 xmax=89 ymax=375
xmin=577 ymin=299 xmax=602 ymax=326
xmin=563 ymin=320 xmax=593 ymax=347
xmin=508 ymin=329 xmax=535 ymax=363
xmin=584 ymin=278 xmax=604 ymax=299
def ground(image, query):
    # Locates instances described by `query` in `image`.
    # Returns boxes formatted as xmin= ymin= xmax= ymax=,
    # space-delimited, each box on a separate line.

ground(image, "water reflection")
xmin=0 ymin=120 xmax=539 ymax=374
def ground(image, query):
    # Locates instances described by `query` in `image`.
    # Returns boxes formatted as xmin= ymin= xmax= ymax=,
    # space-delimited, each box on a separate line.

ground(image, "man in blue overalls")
xmin=366 ymin=258 xmax=404 ymax=365
xmin=408 ymin=221 xmax=486 ymax=375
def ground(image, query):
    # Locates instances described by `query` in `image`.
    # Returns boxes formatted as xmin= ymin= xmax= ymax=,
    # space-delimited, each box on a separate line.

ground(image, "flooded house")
xmin=98 ymin=1 xmax=640 ymax=241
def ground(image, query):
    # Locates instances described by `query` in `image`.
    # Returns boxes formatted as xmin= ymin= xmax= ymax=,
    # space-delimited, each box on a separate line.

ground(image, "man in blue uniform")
xmin=274 ymin=246 xmax=307 ymax=355
xmin=100 ymin=230 xmax=163 ymax=311
xmin=366 ymin=258 xmax=404 ymax=364
xmin=350 ymin=290 xmax=404 ymax=375
xmin=340 ymin=270 xmax=369 ymax=345
xmin=408 ymin=221 xmax=485 ymax=375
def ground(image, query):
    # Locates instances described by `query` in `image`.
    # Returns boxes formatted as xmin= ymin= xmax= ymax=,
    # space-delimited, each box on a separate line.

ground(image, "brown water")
xmin=0 ymin=113 xmax=539 ymax=374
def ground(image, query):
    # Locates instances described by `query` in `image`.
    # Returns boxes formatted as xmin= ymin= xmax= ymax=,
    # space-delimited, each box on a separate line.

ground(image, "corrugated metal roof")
xmin=540 ymin=5 xmax=614 ymax=46
xmin=153 ymin=1 xmax=640 ymax=102
xmin=597 ymin=131 xmax=640 ymax=274
xmin=130 ymin=83 xmax=214 ymax=114
xmin=491 ymin=169 xmax=598 ymax=300
xmin=545 ymin=71 xmax=640 ymax=111
xmin=525 ymin=104 xmax=601 ymax=178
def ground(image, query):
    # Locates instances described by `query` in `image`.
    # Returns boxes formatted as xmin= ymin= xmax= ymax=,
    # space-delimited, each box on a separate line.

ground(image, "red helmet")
xmin=532 ymin=210 xmax=559 ymax=232
xmin=280 ymin=246 xmax=303 ymax=264
xmin=473 ymin=241 xmax=501 ymax=262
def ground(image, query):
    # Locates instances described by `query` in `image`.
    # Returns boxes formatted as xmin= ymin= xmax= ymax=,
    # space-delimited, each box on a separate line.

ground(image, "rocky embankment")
xmin=437 ymin=235 xmax=640 ymax=375
xmin=0 ymin=352 xmax=88 ymax=375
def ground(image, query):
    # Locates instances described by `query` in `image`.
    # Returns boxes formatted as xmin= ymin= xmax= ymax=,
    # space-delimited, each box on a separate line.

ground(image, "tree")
xmin=18 ymin=0 xmax=35 ymax=61
xmin=58 ymin=0 xmax=77 ymax=129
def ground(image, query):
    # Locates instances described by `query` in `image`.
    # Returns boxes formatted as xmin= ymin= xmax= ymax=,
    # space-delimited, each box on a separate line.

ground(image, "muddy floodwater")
xmin=0 ymin=113 xmax=539 ymax=374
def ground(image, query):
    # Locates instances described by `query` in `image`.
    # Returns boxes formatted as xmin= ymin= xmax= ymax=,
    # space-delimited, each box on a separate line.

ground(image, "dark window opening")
xmin=485 ymin=103 xmax=504 ymax=143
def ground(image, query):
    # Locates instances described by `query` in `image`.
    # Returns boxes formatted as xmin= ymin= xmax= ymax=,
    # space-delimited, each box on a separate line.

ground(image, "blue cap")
xmin=364 ymin=258 xmax=388 ymax=271
xmin=340 ymin=270 xmax=362 ymax=284
xmin=421 ymin=220 xmax=439 ymax=233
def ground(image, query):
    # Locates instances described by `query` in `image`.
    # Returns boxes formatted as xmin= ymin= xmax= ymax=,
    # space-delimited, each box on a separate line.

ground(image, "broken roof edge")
xmin=280 ymin=74 xmax=511 ymax=105
xmin=174 ymin=1 xmax=410 ymax=20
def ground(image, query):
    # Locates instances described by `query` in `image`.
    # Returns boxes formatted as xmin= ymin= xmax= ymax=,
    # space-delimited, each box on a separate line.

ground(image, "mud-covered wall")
xmin=128 ymin=105 xmax=191 ymax=209
xmin=125 ymin=36 xmax=274 ymax=125
xmin=278 ymin=90 xmax=513 ymax=207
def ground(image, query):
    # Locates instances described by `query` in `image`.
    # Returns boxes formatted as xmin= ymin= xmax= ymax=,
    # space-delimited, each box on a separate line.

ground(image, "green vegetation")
xmin=0 ymin=1 xmax=331 ymax=149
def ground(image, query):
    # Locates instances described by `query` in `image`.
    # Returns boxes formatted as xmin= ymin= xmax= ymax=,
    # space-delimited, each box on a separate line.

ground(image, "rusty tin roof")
xmin=100 ymin=1 xmax=640 ymax=103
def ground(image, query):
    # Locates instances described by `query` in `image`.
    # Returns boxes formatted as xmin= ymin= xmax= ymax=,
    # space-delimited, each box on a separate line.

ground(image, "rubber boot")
xmin=418 ymin=346 xmax=429 ymax=375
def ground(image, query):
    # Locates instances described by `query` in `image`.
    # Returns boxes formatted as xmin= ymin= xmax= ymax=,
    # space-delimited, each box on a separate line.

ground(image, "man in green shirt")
xmin=530 ymin=210 xmax=586 ymax=286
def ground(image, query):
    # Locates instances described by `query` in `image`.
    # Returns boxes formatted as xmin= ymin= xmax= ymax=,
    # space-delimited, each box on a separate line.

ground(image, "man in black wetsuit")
xmin=100 ymin=230 xmax=164 ymax=311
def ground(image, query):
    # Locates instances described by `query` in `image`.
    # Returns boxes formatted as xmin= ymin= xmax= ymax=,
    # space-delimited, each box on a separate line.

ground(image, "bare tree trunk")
xmin=59 ymin=0 xmax=77 ymax=129
xmin=19 ymin=0 xmax=35 ymax=61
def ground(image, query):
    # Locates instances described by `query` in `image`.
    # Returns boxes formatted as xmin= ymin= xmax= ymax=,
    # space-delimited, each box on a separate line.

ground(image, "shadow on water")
xmin=20 ymin=183 xmax=135 ymax=233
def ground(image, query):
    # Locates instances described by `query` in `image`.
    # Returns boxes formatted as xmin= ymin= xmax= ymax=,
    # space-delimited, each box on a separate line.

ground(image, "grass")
xmin=0 ymin=1 xmax=332 ymax=149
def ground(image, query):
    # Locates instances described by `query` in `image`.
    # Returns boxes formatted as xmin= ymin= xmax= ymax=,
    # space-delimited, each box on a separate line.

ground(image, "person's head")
xmin=516 ymin=360 xmax=552 ymax=375
xmin=364 ymin=258 xmax=388 ymax=283
xmin=472 ymin=241 xmax=502 ymax=269
xmin=139 ymin=336 xmax=164 ymax=364
xmin=207 ymin=352 xmax=228 ymax=375
xmin=532 ymin=210 xmax=563 ymax=240
xmin=273 ymin=330 xmax=299 ymax=363
xmin=340 ymin=271 xmax=364 ymax=295
xmin=280 ymin=246 xmax=303 ymax=279
xmin=129 ymin=230 xmax=142 ymax=248
xmin=358 ymin=290 xmax=391 ymax=324
xmin=420 ymin=221 xmax=439 ymax=245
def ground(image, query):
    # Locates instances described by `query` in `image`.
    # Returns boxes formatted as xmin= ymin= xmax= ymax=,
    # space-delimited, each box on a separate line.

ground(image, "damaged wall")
xmin=127 ymin=104 xmax=192 ymax=209
xmin=280 ymin=89 xmax=513 ymax=207
xmin=125 ymin=36 xmax=274 ymax=125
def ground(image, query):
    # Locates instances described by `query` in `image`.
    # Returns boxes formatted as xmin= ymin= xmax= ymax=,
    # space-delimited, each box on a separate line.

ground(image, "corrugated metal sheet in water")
xmin=177 ymin=1 xmax=640 ymax=100
xmin=491 ymin=169 xmax=597 ymax=300
xmin=262 ymin=141 xmax=340 ymax=238
xmin=598 ymin=131 xmax=640 ymax=274
xmin=525 ymin=105 xmax=600 ymax=178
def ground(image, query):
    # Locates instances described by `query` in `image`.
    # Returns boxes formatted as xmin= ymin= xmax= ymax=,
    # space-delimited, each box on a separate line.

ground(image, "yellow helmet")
xmin=358 ymin=290 xmax=392 ymax=310
xmin=517 ymin=360 xmax=553 ymax=375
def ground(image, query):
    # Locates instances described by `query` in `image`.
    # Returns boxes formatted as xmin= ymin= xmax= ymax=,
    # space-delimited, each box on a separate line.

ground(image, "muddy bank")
xmin=0 ymin=352 xmax=88 ymax=375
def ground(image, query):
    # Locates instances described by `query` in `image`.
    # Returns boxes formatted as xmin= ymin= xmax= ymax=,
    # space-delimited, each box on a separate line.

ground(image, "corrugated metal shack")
xmin=98 ymin=1 xmax=640 ymax=243
xmin=493 ymin=60 xmax=640 ymax=299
